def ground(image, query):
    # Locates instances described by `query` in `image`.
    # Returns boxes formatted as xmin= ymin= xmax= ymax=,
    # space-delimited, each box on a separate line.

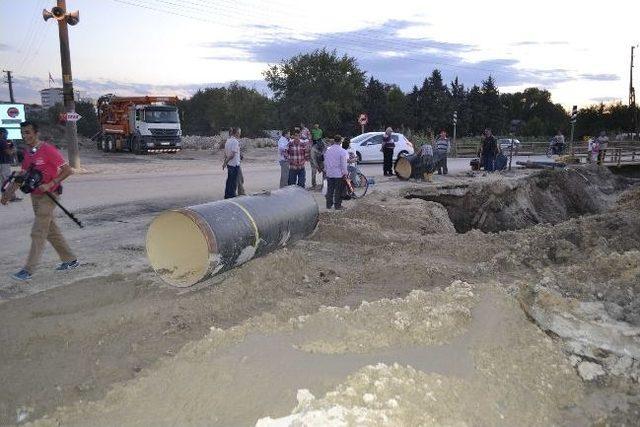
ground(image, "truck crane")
xmin=96 ymin=94 xmax=182 ymax=154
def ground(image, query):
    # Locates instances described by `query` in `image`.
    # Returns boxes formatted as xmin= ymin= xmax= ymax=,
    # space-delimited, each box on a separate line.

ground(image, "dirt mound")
xmin=615 ymin=185 xmax=640 ymax=211
xmin=314 ymin=193 xmax=455 ymax=245
xmin=404 ymin=166 xmax=628 ymax=233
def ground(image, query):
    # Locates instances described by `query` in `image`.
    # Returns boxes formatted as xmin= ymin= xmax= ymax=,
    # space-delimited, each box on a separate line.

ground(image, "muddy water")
xmin=31 ymin=282 xmax=585 ymax=427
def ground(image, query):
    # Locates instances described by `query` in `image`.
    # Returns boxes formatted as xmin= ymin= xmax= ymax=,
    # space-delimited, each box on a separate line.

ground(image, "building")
xmin=40 ymin=87 xmax=64 ymax=109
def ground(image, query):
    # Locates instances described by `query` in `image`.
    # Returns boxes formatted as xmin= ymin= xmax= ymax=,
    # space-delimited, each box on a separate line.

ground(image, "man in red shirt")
xmin=1 ymin=121 xmax=78 ymax=281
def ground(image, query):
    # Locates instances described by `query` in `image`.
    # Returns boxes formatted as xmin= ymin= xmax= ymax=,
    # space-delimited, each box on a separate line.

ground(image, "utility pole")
xmin=569 ymin=105 xmax=577 ymax=153
xmin=44 ymin=1 xmax=81 ymax=169
xmin=2 ymin=70 xmax=15 ymax=103
xmin=630 ymin=45 xmax=638 ymax=140
xmin=452 ymin=110 xmax=458 ymax=156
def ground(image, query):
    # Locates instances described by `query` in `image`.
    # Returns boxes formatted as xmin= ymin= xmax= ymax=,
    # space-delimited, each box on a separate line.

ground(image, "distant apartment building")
xmin=40 ymin=87 xmax=64 ymax=109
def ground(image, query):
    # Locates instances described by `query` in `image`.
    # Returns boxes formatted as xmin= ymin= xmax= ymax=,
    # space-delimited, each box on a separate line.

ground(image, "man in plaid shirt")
xmin=285 ymin=129 xmax=310 ymax=188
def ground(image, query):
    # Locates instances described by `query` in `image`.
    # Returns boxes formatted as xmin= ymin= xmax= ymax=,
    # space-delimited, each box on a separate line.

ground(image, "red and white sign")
xmin=7 ymin=107 xmax=19 ymax=118
xmin=64 ymin=112 xmax=82 ymax=122
xmin=358 ymin=113 xmax=368 ymax=125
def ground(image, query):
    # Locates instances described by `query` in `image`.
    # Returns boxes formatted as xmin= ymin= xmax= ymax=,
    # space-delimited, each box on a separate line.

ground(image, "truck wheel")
xmin=132 ymin=138 xmax=141 ymax=155
xmin=103 ymin=135 xmax=114 ymax=153
xmin=101 ymin=136 xmax=109 ymax=152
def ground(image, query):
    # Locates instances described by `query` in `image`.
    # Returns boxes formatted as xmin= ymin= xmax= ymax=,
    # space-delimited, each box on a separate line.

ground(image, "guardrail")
xmin=449 ymin=140 xmax=640 ymax=158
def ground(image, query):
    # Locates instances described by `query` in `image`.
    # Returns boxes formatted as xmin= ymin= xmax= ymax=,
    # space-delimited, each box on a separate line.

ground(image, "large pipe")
xmin=146 ymin=186 xmax=319 ymax=287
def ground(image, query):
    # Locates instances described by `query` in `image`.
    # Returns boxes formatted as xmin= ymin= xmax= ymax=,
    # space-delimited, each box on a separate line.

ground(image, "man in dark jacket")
xmin=479 ymin=128 xmax=498 ymax=172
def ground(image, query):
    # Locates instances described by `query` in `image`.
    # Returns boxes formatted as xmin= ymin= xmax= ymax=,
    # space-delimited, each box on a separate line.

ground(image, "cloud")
xmin=0 ymin=43 xmax=10 ymax=51
xmin=590 ymin=96 xmax=623 ymax=103
xmin=201 ymin=19 xmax=575 ymax=90
xmin=5 ymin=75 xmax=270 ymax=105
xmin=579 ymin=73 xmax=619 ymax=81
xmin=512 ymin=41 xmax=569 ymax=46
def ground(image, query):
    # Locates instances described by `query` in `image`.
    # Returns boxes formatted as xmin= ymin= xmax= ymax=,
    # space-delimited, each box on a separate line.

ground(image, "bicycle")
xmin=546 ymin=139 xmax=565 ymax=157
xmin=344 ymin=169 xmax=369 ymax=199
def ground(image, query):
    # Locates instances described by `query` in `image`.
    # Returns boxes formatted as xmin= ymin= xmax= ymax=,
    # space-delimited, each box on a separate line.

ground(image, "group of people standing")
xmin=276 ymin=123 xmax=326 ymax=190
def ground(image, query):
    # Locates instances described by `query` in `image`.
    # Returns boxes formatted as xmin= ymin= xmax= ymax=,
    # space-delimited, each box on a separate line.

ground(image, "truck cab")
xmin=130 ymin=105 xmax=182 ymax=153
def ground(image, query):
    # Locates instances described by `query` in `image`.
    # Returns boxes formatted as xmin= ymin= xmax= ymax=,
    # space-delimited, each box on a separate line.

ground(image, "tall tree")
xmin=386 ymin=85 xmax=408 ymax=130
xmin=263 ymin=48 xmax=366 ymax=134
xmin=363 ymin=77 xmax=389 ymax=131
xmin=422 ymin=69 xmax=451 ymax=132
xmin=481 ymin=75 xmax=503 ymax=133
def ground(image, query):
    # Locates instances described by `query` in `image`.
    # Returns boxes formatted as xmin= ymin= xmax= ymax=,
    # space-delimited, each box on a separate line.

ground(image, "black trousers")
xmin=383 ymin=148 xmax=394 ymax=175
xmin=325 ymin=177 xmax=344 ymax=209
xmin=224 ymin=165 xmax=239 ymax=199
xmin=437 ymin=154 xmax=448 ymax=175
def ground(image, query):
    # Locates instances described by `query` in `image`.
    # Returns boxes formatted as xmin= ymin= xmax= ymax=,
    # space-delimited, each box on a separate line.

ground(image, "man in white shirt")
xmin=323 ymin=135 xmax=348 ymax=210
xmin=277 ymin=130 xmax=290 ymax=188
xmin=223 ymin=127 xmax=241 ymax=199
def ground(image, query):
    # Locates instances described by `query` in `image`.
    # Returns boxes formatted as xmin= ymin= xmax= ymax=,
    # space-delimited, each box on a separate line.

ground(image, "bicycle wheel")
xmin=351 ymin=172 xmax=369 ymax=198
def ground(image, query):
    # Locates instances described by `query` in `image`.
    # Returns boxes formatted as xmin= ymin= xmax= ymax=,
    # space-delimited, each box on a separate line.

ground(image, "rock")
xmin=604 ymin=302 xmax=625 ymax=322
xmin=608 ymin=355 xmax=634 ymax=376
xmin=568 ymin=355 xmax=582 ymax=367
xmin=577 ymin=361 xmax=605 ymax=381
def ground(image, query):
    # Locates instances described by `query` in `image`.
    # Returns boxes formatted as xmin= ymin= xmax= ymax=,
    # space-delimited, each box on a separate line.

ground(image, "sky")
xmin=0 ymin=0 xmax=638 ymax=110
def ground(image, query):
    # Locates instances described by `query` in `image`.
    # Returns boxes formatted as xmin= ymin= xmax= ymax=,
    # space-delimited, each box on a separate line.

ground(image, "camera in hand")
xmin=1 ymin=168 xmax=43 ymax=194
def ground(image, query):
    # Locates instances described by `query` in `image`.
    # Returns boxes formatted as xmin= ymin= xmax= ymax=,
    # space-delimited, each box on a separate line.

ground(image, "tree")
xmin=418 ymin=69 xmax=451 ymax=133
xmin=386 ymin=85 xmax=408 ymax=130
xmin=75 ymin=101 xmax=99 ymax=138
xmin=466 ymin=85 xmax=484 ymax=135
xmin=481 ymin=75 xmax=503 ymax=133
xmin=264 ymin=48 xmax=366 ymax=135
xmin=363 ymin=77 xmax=389 ymax=130
xmin=178 ymin=83 xmax=275 ymax=136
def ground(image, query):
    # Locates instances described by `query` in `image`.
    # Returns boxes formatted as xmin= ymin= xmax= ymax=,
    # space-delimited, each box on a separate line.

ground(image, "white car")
xmin=349 ymin=132 xmax=414 ymax=163
xmin=498 ymin=138 xmax=520 ymax=151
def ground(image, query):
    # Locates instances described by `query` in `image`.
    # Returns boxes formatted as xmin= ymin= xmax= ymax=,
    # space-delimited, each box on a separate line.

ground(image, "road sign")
xmin=570 ymin=105 xmax=577 ymax=124
xmin=453 ymin=111 xmax=458 ymax=124
xmin=64 ymin=112 xmax=82 ymax=122
xmin=0 ymin=103 xmax=26 ymax=139
xmin=358 ymin=113 xmax=368 ymax=125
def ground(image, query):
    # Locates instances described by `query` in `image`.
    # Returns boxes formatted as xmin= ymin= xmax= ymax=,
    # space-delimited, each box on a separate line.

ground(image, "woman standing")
xmin=381 ymin=127 xmax=395 ymax=176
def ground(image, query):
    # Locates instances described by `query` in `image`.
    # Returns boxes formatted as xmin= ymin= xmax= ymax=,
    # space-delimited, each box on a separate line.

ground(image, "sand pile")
xmin=314 ymin=193 xmax=455 ymax=245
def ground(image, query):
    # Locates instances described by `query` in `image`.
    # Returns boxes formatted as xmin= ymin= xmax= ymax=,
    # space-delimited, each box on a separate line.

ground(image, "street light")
xmin=43 ymin=1 xmax=81 ymax=169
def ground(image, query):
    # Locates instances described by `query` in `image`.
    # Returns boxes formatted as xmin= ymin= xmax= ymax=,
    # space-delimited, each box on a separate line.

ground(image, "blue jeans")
xmin=482 ymin=154 xmax=496 ymax=172
xmin=288 ymin=168 xmax=306 ymax=188
xmin=224 ymin=165 xmax=239 ymax=198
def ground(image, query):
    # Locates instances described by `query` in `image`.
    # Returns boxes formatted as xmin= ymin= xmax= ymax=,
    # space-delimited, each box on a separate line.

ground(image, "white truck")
xmin=96 ymin=94 xmax=182 ymax=154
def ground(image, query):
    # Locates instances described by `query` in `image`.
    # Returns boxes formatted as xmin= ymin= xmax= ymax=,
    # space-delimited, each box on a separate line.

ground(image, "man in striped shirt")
xmin=434 ymin=130 xmax=451 ymax=175
xmin=285 ymin=129 xmax=310 ymax=187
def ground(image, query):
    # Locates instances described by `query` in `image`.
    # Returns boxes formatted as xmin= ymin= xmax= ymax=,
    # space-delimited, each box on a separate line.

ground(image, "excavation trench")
xmin=403 ymin=166 xmax=628 ymax=233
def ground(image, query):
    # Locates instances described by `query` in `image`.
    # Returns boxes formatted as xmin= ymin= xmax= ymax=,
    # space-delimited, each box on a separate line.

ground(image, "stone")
xmin=609 ymin=355 xmax=634 ymax=376
xmin=577 ymin=361 xmax=605 ymax=381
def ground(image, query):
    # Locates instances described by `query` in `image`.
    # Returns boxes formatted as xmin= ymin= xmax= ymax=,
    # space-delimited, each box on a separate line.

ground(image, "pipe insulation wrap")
xmin=146 ymin=186 xmax=319 ymax=287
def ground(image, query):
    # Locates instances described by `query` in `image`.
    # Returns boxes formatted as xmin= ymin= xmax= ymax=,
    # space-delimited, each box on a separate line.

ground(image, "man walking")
xmin=434 ymin=130 xmax=451 ymax=175
xmin=223 ymin=127 xmax=241 ymax=199
xmin=286 ymin=129 xmax=310 ymax=187
xmin=479 ymin=128 xmax=498 ymax=172
xmin=323 ymin=135 xmax=348 ymax=210
xmin=309 ymin=124 xmax=325 ymax=188
xmin=1 ymin=121 xmax=78 ymax=281
xmin=277 ymin=129 xmax=290 ymax=188
xmin=596 ymin=131 xmax=609 ymax=164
